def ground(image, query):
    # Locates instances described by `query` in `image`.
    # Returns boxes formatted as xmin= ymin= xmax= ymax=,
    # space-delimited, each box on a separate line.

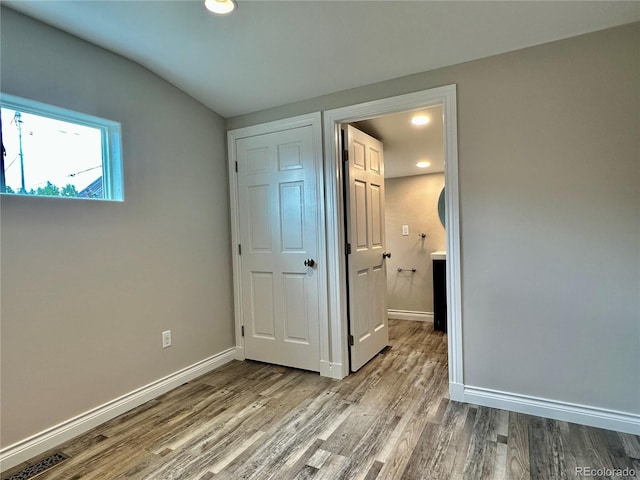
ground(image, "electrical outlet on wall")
xmin=402 ymin=225 xmax=409 ymax=236
xmin=162 ymin=330 xmax=172 ymax=349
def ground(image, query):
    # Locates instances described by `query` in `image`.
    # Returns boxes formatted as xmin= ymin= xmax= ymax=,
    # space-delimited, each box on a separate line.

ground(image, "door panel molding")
xmin=228 ymin=112 xmax=327 ymax=371
xmin=323 ymin=85 xmax=462 ymax=385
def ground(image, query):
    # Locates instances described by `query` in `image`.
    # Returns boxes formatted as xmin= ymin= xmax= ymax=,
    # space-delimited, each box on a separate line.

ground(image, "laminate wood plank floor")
xmin=3 ymin=320 xmax=639 ymax=480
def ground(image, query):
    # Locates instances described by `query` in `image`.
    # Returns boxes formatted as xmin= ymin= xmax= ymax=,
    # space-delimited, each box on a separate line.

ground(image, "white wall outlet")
xmin=162 ymin=330 xmax=172 ymax=349
xmin=402 ymin=225 xmax=409 ymax=236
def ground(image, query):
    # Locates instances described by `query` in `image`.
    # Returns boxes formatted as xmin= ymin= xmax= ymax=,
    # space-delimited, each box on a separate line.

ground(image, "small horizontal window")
xmin=0 ymin=93 xmax=123 ymax=201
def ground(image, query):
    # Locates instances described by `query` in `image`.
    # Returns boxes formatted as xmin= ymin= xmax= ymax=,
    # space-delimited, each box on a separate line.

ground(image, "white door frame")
xmin=322 ymin=85 xmax=463 ymax=398
xmin=227 ymin=112 xmax=328 ymax=366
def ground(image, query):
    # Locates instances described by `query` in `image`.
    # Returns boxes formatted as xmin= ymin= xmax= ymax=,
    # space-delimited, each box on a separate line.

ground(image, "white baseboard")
xmin=0 ymin=348 xmax=237 ymax=471
xmin=320 ymin=360 xmax=346 ymax=380
xmin=459 ymin=385 xmax=640 ymax=435
xmin=387 ymin=309 xmax=433 ymax=322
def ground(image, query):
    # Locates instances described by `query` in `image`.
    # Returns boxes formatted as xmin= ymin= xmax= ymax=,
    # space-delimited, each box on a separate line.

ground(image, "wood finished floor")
xmin=4 ymin=320 xmax=639 ymax=480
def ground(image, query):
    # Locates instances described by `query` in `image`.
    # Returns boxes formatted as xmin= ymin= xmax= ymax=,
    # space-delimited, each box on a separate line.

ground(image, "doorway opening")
xmin=321 ymin=85 xmax=462 ymax=401
xmin=352 ymin=106 xmax=446 ymax=329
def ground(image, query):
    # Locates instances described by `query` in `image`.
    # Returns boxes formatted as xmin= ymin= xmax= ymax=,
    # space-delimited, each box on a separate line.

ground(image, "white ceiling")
xmin=3 ymin=1 xmax=639 ymax=118
xmin=353 ymin=105 xmax=444 ymax=178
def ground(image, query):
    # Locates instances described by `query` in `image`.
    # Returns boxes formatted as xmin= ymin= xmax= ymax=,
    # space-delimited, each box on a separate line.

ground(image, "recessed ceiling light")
xmin=205 ymin=0 xmax=237 ymax=15
xmin=416 ymin=161 xmax=431 ymax=168
xmin=411 ymin=115 xmax=430 ymax=126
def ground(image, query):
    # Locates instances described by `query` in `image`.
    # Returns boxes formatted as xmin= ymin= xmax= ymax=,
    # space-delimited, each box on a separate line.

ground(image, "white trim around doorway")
xmin=322 ymin=85 xmax=463 ymax=396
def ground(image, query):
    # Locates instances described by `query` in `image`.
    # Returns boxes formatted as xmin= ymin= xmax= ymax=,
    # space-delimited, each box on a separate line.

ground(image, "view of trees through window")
xmin=1 ymin=107 xmax=104 ymax=198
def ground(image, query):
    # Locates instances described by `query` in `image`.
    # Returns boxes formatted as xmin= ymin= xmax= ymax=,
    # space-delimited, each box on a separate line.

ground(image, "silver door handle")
xmin=382 ymin=252 xmax=391 ymax=259
xmin=304 ymin=258 xmax=315 ymax=267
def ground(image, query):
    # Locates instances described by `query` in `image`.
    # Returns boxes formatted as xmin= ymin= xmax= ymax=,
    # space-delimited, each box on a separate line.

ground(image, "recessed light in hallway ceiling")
xmin=411 ymin=115 xmax=430 ymax=126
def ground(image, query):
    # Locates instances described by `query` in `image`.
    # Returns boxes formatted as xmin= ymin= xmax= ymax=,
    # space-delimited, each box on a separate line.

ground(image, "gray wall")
xmin=1 ymin=8 xmax=234 ymax=447
xmin=228 ymin=23 xmax=640 ymax=415
xmin=385 ymin=173 xmax=446 ymax=314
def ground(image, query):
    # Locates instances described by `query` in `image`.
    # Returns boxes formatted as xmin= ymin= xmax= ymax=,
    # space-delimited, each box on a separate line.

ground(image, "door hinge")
xmin=238 ymin=244 xmax=242 ymax=255
xmin=345 ymin=243 xmax=351 ymax=255
xmin=348 ymin=334 xmax=354 ymax=346
xmin=241 ymin=325 xmax=245 ymax=337
xmin=342 ymin=149 xmax=349 ymax=162
xmin=235 ymin=161 xmax=238 ymax=172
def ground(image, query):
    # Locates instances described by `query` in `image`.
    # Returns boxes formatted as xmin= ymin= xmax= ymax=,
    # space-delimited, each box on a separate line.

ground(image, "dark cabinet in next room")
xmin=431 ymin=252 xmax=447 ymax=332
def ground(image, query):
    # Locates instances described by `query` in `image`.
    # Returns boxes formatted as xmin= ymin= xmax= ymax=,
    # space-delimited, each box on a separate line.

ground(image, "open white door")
xmin=234 ymin=123 xmax=321 ymax=372
xmin=344 ymin=125 xmax=389 ymax=372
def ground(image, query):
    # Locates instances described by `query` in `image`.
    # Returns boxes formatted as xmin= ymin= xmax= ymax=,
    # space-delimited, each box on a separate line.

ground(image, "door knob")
xmin=304 ymin=258 xmax=315 ymax=267
xmin=382 ymin=252 xmax=391 ymax=259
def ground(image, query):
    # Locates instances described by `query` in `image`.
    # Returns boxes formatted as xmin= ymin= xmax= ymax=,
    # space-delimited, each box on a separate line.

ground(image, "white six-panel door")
xmin=235 ymin=125 xmax=320 ymax=371
xmin=344 ymin=125 xmax=389 ymax=371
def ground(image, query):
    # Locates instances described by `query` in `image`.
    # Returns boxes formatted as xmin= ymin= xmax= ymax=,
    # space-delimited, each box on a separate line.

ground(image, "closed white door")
xmin=344 ymin=125 xmax=389 ymax=372
xmin=235 ymin=125 xmax=320 ymax=371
